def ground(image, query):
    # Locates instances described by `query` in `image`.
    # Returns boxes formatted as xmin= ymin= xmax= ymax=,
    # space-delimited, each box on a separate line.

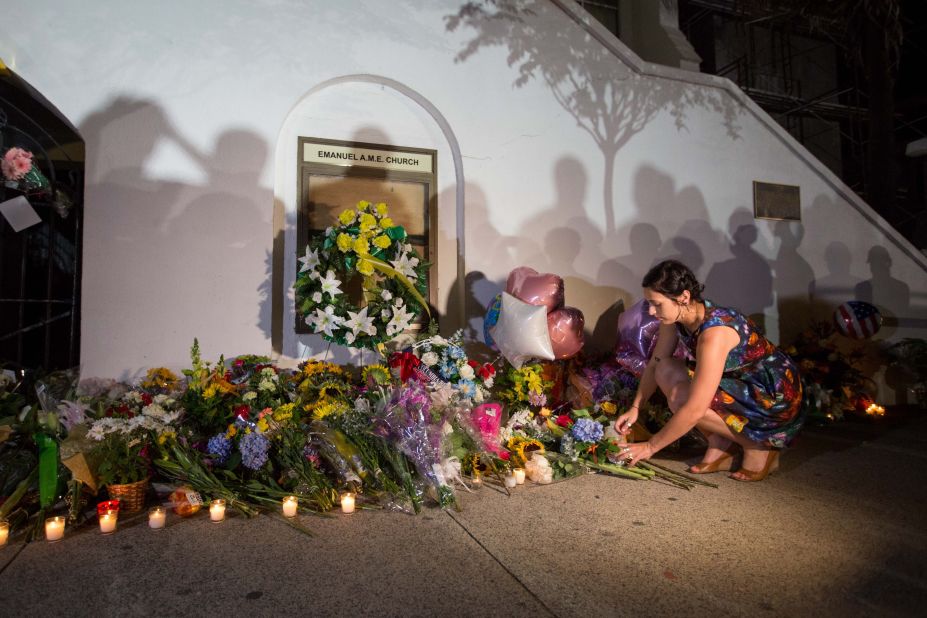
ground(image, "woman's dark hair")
xmin=641 ymin=259 xmax=705 ymax=302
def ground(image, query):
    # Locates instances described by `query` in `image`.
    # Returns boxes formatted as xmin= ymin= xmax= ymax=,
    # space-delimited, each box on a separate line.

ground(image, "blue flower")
xmin=439 ymin=361 xmax=457 ymax=380
xmin=239 ymin=431 xmax=270 ymax=470
xmin=207 ymin=434 xmax=232 ymax=464
xmin=448 ymin=346 xmax=466 ymax=360
xmin=457 ymin=379 xmax=477 ymax=399
xmin=571 ymin=418 xmax=604 ymax=443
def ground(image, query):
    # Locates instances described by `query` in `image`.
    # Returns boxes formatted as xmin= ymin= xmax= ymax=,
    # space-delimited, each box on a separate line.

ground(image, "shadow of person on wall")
xmin=704 ymin=208 xmax=773 ymax=332
xmin=772 ymin=221 xmax=816 ymax=344
xmin=809 ymin=241 xmax=861 ymax=315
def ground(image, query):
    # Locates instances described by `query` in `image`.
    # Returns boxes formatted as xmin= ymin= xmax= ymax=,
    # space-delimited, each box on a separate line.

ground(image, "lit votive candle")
xmin=148 ymin=507 xmax=166 ymax=530
xmin=282 ymin=496 xmax=298 ymax=518
xmin=99 ymin=510 xmax=118 ymax=534
xmin=513 ymin=467 xmax=526 ymax=485
xmin=470 ymin=475 xmax=483 ymax=489
xmin=45 ymin=516 xmax=65 ymax=542
xmin=340 ymin=493 xmax=355 ymax=514
xmin=504 ymin=472 xmax=517 ymax=489
xmin=0 ymin=519 xmax=9 ymax=546
xmin=209 ymin=499 xmax=226 ymax=522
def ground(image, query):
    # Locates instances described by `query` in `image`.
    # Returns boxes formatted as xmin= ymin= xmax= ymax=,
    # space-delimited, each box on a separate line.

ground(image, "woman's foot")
xmin=730 ymin=448 xmax=780 ymax=482
xmin=688 ymin=436 xmax=740 ymax=474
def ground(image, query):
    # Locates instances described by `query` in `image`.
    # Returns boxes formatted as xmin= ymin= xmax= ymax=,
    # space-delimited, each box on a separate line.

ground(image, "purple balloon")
xmin=547 ymin=306 xmax=585 ymax=360
xmin=615 ymin=299 xmax=685 ymax=376
xmin=506 ymin=266 xmax=564 ymax=314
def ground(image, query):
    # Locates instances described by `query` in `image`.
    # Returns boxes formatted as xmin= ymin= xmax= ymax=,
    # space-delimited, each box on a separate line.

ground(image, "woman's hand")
xmin=619 ymin=441 xmax=655 ymax=467
xmin=614 ymin=407 xmax=639 ymax=436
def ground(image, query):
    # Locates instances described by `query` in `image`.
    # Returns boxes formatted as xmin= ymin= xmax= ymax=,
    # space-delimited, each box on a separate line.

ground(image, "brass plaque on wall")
xmin=753 ymin=181 xmax=800 ymax=221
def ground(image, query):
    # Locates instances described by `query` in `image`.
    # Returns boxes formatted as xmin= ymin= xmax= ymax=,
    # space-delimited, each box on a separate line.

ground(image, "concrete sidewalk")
xmin=2 ymin=411 xmax=926 ymax=617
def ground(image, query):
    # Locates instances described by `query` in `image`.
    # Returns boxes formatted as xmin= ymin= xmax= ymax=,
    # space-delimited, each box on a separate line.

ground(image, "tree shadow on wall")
xmin=446 ymin=0 xmax=742 ymax=240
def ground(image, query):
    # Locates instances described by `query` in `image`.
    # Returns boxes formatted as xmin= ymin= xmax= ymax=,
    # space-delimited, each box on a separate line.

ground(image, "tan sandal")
xmin=687 ymin=445 xmax=740 ymax=474
xmin=730 ymin=450 xmax=780 ymax=482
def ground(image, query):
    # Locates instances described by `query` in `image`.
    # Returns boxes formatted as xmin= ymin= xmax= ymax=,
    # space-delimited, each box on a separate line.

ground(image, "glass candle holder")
xmin=503 ymin=472 xmax=517 ymax=489
xmin=470 ymin=474 xmax=483 ymax=489
xmin=98 ymin=510 xmax=118 ymax=534
xmin=340 ymin=492 xmax=355 ymax=514
xmin=148 ymin=507 xmax=166 ymax=530
xmin=45 ymin=516 xmax=65 ymax=542
xmin=0 ymin=518 xmax=9 ymax=546
xmin=282 ymin=496 xmax=298 ymax=518
xmin=513 ymin=467 xmax=526 ymax=485
xmin=209 ymin=499 xmax=226 ymax=522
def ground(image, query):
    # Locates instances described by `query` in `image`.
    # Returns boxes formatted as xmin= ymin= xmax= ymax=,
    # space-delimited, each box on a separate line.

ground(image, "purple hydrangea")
xmin=239 ymin=431 xmax=270 ymax=470
xmin=571 ymin=418 xmax=604 ymax=443
xmin=207 ymin=434 xmax=232 ymax=464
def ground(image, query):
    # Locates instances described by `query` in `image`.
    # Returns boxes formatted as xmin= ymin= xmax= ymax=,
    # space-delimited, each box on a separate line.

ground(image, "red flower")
xmin=467 ymin=360 xmax=479 ymax=368
xmin=234 ymin=404 xmax=251 ymax=420
xmin=141 ymin=393 xmax=153 ymax=406
xmin=500 ymin=451 xmax=511 ymax=461
xmin=555 ymin=414 xmax=573 ymax=428
xmin=479 ymin=364 xmax=496 ymax=379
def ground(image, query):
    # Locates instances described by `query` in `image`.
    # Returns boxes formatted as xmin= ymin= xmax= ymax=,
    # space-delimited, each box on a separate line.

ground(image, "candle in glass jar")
xmin=99 ymin=510 xmax=118 ymax=534
xmin=513 ymin=467 xmax=526 ymax=485
xmin=0 ymin=519 xmax=9 ymax=546
xmin=282 ymin=496 xmax=298 ymax=518
xmin=148 ymin=507 xmax=166 ymax=530
xmin=45 ymin=516 xmax=65 ymax=542
xmin=470 ymin=475 xmax=483 ymax=489
xmin=504 ymin=473 xmax=517 ymax=489
xmin=340 ymin=493 xmax=355 ymax=514
xmin=209 ymin=499 xmax=226 ymax=522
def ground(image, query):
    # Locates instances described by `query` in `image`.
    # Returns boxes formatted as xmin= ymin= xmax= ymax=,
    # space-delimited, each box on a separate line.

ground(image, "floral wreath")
xmin=294 ymin=200 xmax=429 ymax=349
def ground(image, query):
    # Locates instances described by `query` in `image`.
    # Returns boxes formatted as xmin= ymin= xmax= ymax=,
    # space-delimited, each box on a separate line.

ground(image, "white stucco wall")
xmin=3 ymin=0 xmax=925 ymax=401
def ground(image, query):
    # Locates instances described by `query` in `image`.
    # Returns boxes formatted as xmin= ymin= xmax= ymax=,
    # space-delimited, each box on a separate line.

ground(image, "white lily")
xmin=390 ymin=252 xmax=420 ymax=279
xmin=319 ymin=269 xmax=343 ymax=299
xmin=298 ymin=246 xmax=321 ymax=273
xmin=311 ymin=306 xmax=343 ymax=338
xmin=386 ymin=303 xmax=415 ymax=336
xmin=344 ymin=306 xmax=377 ymax=337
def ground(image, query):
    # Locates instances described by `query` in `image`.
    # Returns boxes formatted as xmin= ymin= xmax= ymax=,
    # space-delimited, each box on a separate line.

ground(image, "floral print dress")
xmin=676 ymin=301 xmax=805 ymax=448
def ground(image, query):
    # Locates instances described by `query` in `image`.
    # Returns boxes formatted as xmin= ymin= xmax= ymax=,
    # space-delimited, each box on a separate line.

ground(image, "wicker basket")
xmin=106 ymin=478 xmax=149 ymax=513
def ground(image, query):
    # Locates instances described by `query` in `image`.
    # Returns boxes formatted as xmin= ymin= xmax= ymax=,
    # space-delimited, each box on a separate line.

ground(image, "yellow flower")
xmin=373 ymin=235 xmax=391 ymax=249
xmin=337 ymin=233 xmax=353 ymax=252
xmin=539 ymin=407 xmax=552 ymax=418
xmin=375 ymin=202 xmax=388 ymax=216
xmin=338 ymin=209 xmax=357 ymax=225
xmin=515 ymin=439 xmax=544 ymax=465
xmin=353 ymin=237 xmax=370 ymax=255
xmin=203 ymin=384 xmax=218 ymax=400
xmin=157 ymin=431 xmax=175 ymax=445
xmin=362 ymin=364 xmax=391 ymax=386
xmin=357 ymin=200 xmax=370 ymax=211
xmin=273 ymin=403 xmax=295 ymax=422
xmin=357 ymin=259 xmax=374 ymax=276
xmin=256 ymin=418 xmax=269 ymax=433
xmin=359 ymin=213 xmax=377 ymax=232
xmin=226 ymin=425 xmax=238 ymax=438
xmin=600 ymin=401 xmax=617 ymax=415
xmin=379 ymin=217 xmax=394 ymax=229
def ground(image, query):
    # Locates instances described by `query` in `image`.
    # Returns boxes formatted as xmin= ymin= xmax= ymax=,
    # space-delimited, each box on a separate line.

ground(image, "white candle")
xmin=340 ymin=493 xmax=355 ymax=514
xmin=513 ymin=468 xmax=526 ymax=485
xmin=209 ymin=499 xmax=226 ymax=522
xmin=282 ymin=496 xmax=298 ymax=518
xmin=470 ymin=475 xmax=483 ymax=489
xmin=504 ymin=473 xmax=517 ymax=489
xmin=148 ymin=507 xmax=166 ymax=530
xmin=45 ymin=516 xmax=65 ymax=542
xmin=0 ymin=519 xmax=9 ymax=546
xmin=99 ymin=511 xmax=118 ymax=534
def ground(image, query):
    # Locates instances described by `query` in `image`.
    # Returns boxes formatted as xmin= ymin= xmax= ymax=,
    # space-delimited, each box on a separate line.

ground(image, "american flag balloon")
xmin=833 ymin=301 xmax=882 ymax=339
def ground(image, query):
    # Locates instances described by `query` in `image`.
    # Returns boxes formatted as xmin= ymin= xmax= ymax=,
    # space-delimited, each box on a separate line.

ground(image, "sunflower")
xmin=362 ymin=364 xmax=391 ymax=386
xmin=515 ymin=439 xmax=545 ymax=465
xmin=468 ymin=453 xmax=489 ymax=475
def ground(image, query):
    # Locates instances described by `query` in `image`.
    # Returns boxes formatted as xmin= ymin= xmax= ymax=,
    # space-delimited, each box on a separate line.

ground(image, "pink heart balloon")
xmin=505 ymin=266 xmax=564 ymax=314
xmin=547 ymin=306 xmax=585 ymax=360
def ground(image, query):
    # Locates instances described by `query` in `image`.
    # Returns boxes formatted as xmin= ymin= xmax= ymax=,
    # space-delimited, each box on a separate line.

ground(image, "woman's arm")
xmin=615 ymin=323 xmax=678 ymax=433
xmin=627 ymin=325 xmax=738 ymax=462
